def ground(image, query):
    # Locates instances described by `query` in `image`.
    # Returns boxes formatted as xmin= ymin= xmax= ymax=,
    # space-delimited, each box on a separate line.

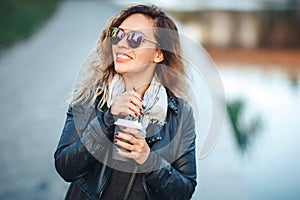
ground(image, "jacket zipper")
xmin=122 ymin=166 xmax=138 ymax=200
xmin=142 ymin=176 xmax=150 ymax=199
xmin=98 ymin=151 xmax=110 ymax=199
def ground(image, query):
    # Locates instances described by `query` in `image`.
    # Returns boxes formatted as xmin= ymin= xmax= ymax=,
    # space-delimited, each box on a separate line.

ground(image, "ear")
xmin=153 ymin=50 xmax=164 ymax=63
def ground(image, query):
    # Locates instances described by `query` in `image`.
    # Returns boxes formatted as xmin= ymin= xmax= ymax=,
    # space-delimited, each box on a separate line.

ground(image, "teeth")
xmin=117 ymin=54 xmax=131 ymax=59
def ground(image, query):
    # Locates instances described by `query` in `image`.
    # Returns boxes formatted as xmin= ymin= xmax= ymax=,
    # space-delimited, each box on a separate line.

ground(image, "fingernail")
xmin=115 ymin=132 xmax=119 ymax=136
xmin=113 ymin=139 xmax=117 ymax=143
xmin=115 ymin=149 xmax=119 ymax=152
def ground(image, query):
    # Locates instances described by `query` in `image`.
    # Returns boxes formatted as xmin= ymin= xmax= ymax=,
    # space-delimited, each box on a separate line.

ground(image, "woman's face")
xmin=111 ymin=13 xmax=163 ymax=77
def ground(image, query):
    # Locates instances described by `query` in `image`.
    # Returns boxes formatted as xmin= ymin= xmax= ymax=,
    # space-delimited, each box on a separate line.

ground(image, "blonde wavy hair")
xmin=69 ymin=5 xmax=188 ymax=108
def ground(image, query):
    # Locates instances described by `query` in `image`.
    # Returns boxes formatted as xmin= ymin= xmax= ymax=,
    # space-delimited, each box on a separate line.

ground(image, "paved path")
xmin=0 ymin=1 xmax=249 ymax=199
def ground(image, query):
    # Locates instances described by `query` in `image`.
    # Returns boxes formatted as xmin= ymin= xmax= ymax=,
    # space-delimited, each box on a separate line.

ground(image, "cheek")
xmin=112 ymin=46 xmax=116 ymax=59
xmin=135 ymin=49 xmax=156 ymax=63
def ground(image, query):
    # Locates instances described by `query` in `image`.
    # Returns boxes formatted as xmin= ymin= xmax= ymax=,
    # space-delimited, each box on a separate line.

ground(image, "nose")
xmin=117 ymin=35 xmax=130 ymax=49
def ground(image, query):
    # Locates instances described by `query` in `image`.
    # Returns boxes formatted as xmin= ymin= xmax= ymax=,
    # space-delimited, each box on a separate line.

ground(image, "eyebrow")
xmin=118 ymin=27 xmax=148 ymax=37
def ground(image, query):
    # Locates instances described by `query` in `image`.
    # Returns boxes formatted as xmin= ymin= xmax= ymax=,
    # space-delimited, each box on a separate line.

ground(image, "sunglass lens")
xmin=110 ymin=28 xmax=124 ymax=45
xmin=110 ymin=28 xmax=143 ymax=48
xmin=127 ymin=31 xmax=142 ymax=48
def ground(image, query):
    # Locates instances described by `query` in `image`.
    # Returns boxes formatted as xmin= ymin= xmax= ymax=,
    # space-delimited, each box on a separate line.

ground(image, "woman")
xmin=54 ymin=4 xmax=197 ymax=200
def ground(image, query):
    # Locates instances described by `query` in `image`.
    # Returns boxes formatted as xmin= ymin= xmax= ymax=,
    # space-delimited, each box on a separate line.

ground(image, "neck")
xmin=123 ymin=73 xmax=154 ymax=96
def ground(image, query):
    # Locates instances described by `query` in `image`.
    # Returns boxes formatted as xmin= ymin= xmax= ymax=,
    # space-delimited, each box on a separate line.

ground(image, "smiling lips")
xmin=116 ymin=52 xmax=132 ymax=62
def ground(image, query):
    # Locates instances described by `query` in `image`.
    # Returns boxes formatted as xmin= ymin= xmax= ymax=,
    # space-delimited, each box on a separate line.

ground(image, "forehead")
xmin=119 ymin=13 xmax=155 ymax=35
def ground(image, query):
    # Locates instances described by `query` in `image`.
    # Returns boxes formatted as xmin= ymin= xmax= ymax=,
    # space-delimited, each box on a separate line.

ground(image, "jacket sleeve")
xmin=54 ymin=106 xmax=115 ymax=182
xmin=139 ymin=102 xmax=197 ymax=200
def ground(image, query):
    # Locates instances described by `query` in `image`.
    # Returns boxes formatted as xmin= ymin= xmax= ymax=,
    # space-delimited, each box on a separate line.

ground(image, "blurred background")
xmin=0 ymin=0 xmax=299 ymax=199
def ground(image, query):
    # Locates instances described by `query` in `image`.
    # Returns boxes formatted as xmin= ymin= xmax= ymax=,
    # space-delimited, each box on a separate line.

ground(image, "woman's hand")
xmin=110 ymin=89 xmax=144 ymax=118
xmin=114 ymin=127 xmax=150 ymax=165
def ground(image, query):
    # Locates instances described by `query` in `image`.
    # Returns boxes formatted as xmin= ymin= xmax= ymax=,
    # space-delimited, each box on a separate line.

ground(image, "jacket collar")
xmin=146 ymin=95 xmax=179 ymax=144
xmin=168 ymin=95 xmax=178 ymax=114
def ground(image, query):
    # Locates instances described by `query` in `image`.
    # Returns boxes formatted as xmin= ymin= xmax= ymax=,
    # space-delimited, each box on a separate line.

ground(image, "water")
xmin=220 ymin=65 xmax=300 ymax=200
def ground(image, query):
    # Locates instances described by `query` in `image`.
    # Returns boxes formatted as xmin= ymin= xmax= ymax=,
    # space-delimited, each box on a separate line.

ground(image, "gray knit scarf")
xmin=107 ymin=74 xmax=167 ymax=138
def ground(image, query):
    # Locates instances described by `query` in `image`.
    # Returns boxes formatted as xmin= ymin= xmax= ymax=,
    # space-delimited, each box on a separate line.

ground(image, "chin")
xmin=114 ymin=65 xmax=128 ymax=75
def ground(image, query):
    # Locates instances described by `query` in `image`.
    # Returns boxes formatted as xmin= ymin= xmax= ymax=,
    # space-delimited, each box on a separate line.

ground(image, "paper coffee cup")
xmin=114 ymin=118 xmax=143 ymax=130
xmin=112 ymin=118 xmax=143 ymax=161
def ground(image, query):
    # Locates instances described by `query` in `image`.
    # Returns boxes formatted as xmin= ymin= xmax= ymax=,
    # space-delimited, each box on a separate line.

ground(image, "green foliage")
xmin=226 ymin=99 xmax=262 ymax=153
xmin=0 ymin=0 xmax=60 ymax=49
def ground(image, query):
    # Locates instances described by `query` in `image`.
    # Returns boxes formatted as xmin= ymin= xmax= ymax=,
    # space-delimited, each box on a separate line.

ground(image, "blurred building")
xmin=149 ymin=0 xmax=300 ymax=71
xmin=111 ymin=0 xmax=300 ymax=68
xmin=159 ymin=0 xmax=300 ymax=49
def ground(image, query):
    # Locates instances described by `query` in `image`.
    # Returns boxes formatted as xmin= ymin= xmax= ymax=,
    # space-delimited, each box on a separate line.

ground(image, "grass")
xmin=0 ymin=0 xmax=60 ymax=50
xmin=226 ymin=98 xmax=263 ymax=153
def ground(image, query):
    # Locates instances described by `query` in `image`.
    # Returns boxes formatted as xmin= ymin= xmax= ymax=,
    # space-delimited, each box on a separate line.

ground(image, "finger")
xmin=116 ymin=132 xmax=139 ymax=145
xmin=115 ymin=147 xmax=149 ymax=165
xmin=127 ymin=102 xmax=142 ymax=116
xmin=115 ymin=148 xmax=145 ymax=159
xmin=121 ymin=90 xmax=142 ymax=101
xmin=115 ymin=148 xmax=133 ymax=159
xmin=128 ymin=95 xmax=144 ymax=110
xmin=110 ymin=100 xmax=130 ymax=115
xmin=122 ymin=127 xmax=143 ymax=139
xmin=116 ymin=95 xmax=143 ymax=114
xmin=130 ymin=89 xmax=142 ymax=101
xmin=118 ymin=105 xmax=139 ymax=117
xmin=114 ymin=138 xmax=135 ymax=152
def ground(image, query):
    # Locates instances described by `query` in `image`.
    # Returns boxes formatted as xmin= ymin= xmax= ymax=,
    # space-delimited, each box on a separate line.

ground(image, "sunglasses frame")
xmin=109 ymin=27 xmax=159 ymax=49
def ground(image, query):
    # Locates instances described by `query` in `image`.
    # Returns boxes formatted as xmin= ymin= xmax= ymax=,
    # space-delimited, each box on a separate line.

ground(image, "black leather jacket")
xmin=54 ymin=94 xmax=197 ymax=200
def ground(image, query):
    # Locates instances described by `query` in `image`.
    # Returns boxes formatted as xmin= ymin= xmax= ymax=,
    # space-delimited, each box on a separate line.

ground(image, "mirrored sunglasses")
xmin=109 ymin=27 xmax=158 ymax=49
